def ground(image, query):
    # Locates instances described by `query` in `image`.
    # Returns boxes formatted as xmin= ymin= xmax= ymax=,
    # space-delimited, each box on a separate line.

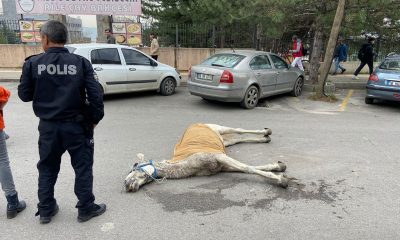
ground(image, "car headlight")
xmin=175 ymin=68 xmax=180 ymax=75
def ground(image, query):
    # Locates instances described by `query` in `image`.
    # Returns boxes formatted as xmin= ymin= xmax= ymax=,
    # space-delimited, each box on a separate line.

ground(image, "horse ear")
xmin=137 ymin=153 xmax=145 ymax=162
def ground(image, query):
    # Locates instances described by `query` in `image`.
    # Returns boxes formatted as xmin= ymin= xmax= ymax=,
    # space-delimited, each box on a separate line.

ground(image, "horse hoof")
xmin=265 ymin=135 xmax=271 ymax=143
xmin=277 ymin=161 xmax=286 ymax=172
xmin=278 ymin=177 xmax=289 ymax=189
xmin=264 ymin=128 xmax=272 ymax=136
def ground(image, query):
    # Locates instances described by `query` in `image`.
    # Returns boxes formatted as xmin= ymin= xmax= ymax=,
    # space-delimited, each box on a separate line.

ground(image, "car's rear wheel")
xmin=365 ymin=97 xmax=374 ymax=104
xmin=241 ymin=86 xmax=259 ymax=109
xmin=160 ymin=77 xmax=176 ymax=96
xmin=291 ymin=77 xmax=304 ymax=97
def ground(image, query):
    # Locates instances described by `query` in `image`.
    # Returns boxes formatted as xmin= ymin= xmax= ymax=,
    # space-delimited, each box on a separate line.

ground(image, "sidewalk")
xmin=0 ymin=68 xmax=368 ymax=90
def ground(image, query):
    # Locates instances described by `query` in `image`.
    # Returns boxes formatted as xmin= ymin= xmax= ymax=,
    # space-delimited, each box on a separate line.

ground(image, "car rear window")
xmin=380 ymin=59 xmax=400 ymax=70
xmin=91 ymin=48 xmax=121 ymax=65
xmin=201 ymin=54 xmax=245 ymax=68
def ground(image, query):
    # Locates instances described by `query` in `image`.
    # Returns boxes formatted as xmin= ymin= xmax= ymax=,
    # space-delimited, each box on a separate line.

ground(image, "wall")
xmin=0 ymin=44 xmax=377 ymax=74
xmin=0 ymin=44 xmax=43 ymax=68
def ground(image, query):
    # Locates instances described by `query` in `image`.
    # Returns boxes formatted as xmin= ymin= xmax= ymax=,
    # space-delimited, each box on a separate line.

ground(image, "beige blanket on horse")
xmin=169 ymin=124 xmax=226 ymax=163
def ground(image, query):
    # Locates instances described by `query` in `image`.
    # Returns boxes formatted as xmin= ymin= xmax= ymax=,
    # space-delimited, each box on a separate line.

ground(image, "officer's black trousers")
xmin=37 ymin=120 xmax=95 ymax=216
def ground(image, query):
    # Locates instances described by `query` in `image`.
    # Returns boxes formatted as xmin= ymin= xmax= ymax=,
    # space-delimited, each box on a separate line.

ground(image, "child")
xmin=0 ymin=86 xmax=26 ymax=219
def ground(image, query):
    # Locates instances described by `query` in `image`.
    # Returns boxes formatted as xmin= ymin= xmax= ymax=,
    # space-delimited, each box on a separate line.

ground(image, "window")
xmin=270 ymin=55 xmax=288 ymax=69
xmin=249 ymin=55 xmax=272 ymax=70
xmin=122 ymin=49 xmax=151 ymax=65
xmin=201 ymin=54 xmax=245 ymax=68
xmin=380 ymin=59 xmax=400 ymax=70
xmin=91 ymin=48 xmax=121 ymax=65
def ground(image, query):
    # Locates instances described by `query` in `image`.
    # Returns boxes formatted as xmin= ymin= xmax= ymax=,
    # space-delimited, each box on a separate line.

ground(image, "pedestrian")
xmin=18 ymin=20 xmax=106 ymax=224
xmin=150 ymin=33 xmax=160 ymax=60
xmin=289 ymin=35 xmax=304 ymax=71
xmin=105 ymin=29 xmax=116 ymax=44
xmin=0 ymin=86 xmax=26 ymax=219
xmin=333 ymin=39 xmax=348 ymax=75
xmin=352 ymin=37 xmax=376 ymax=79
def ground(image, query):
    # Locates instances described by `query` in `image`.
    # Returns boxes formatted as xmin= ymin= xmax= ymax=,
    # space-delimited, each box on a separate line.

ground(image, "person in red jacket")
xmin=289 ymin=35 xmax=304 ymax=71
xmin=0 ymin=86 xmax=26 ymax=219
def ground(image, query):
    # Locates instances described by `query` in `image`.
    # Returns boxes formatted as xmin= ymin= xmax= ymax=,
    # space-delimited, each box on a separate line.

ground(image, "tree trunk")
xmin=316 ymin=0 xmax=346 ymax=98
xmin=96 ymin=15 xmax=112 ymax=43
xmin=309 ymin=23 xmax=324 ymax=84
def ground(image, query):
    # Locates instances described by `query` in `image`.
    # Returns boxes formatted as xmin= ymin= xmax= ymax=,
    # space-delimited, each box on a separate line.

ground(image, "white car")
xmin=66 ymin=44 xmax=181 ymax=95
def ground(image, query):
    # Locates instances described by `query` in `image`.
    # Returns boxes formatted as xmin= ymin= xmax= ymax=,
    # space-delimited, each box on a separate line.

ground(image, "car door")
xmin=269 ymin=54 xmax=295 ymax=91
xmin=121 ymin=48 xmax=162 ymax=90
xmin=249 ymin=55 xmax=277 ymax=95
xmin=90 ymin=48 xmax=126 ymax=93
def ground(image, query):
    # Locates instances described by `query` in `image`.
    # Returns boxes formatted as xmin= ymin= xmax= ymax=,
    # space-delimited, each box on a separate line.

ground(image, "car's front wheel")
xmin=291 ymin=77 xmax=304 ymax=97
xmin=365 ymin=97 xmax=374 ymax=104
xmin=240 ymin=86 xmax=259 ymax=109
xmin=160 ymin=77 xmax=176 ymax=96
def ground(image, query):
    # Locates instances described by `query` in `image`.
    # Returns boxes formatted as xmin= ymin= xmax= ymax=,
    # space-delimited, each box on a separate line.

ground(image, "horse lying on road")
xmin=124 ymin=123 xmax=289 ymax=192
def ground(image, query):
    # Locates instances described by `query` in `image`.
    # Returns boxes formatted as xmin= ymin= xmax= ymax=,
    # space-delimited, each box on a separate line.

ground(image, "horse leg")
xmin=221 ymin=133 xmax=271 ymax=147
xmin=216 ymin=154 xmax=288 ymax=188
xmin=206 ymin=124 xmax=272 ymax=136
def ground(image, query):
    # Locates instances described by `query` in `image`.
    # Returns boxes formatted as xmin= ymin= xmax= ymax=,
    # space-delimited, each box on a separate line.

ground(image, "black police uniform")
xmin=18 ymin=47 xmax=104 ymax=217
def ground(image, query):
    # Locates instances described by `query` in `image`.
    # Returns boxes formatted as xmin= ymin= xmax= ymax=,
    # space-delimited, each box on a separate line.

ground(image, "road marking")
xmin=340 ymin=90 xmax=354 ymax=112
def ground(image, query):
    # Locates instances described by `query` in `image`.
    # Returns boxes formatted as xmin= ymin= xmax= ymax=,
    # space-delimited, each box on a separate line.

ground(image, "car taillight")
xmin=188 ymin=67 xmax=192 ymax=79
xmin=369 ymin=74 xmax=379 ymax=82
xmin=220 ymin=70 xmax=234 ymax=84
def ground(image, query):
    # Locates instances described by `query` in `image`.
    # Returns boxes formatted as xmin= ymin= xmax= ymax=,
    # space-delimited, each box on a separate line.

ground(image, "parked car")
xmin=187 ymin=50 xmax=305 ymax=109
xmin=66 ymin=44 xmax=181 ymax=96
xmin=365 ymin=53 xmax=400 ymax=104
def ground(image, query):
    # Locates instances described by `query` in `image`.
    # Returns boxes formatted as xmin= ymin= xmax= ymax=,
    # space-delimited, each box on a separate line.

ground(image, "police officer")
xmin=18 ymin=20 xmax=106 ymax=224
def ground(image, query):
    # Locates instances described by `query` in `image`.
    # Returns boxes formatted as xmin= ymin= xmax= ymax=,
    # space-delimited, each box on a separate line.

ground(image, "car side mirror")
xmin=150 ymin=60 xmax=158 ymax=67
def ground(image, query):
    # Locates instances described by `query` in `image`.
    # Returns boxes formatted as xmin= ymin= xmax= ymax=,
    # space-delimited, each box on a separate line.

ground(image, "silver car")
xmin=66 ymin=44 xmax=181 ymax=96
xmin=188 ymin=50 xmax=305 ymax=109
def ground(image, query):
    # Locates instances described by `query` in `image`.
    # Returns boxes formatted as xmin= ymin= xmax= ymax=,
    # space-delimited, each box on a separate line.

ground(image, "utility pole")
xmin=316 ymin=0 xmax=346 ymax=98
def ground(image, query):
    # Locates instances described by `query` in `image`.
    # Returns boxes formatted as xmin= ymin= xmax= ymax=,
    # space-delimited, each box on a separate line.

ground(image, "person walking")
xmin=352 ymin=37 xmax=376 ymax=79
xmin=150 ymin=33 xmax=160 ymax=60
xmin=18 ymin=20 xmax=106 ymax=224
xmin=289 ymin=35 xmax=304 ymax=71
xmin=333 ymin=39 xmax=348 ymax=75
xmin=105 ymin=29 xmax=116 ymax=44
xmin=0 ymin=86 xmax=26 ymax=219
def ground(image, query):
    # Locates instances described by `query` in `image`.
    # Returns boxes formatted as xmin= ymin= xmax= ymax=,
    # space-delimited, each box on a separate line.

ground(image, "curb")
xmin=0 ymin=79 xmax=19 ymax=82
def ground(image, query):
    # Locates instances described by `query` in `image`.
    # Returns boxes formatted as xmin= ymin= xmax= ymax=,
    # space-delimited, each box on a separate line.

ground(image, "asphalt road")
xmin=1 ymin=82 xmax=399 ymax=240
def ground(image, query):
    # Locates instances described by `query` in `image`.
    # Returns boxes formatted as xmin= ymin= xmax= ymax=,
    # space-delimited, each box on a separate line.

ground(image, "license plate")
xmin=197 ymin=73 xmax=212 ymax=80
xmin=387 ymin=80 xmax=400 ymax=86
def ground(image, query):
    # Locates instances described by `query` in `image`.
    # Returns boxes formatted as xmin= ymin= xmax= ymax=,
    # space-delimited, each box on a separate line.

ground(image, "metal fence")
xmin=1 ymin=18 xmax=398 ymax=61
xmin=347 ymin=38 xmax=400 ymax=62
xmin=141 ymin=23 xmax=259 ymax=49
xmin=0 ymin=19 xmax=21 ymax=44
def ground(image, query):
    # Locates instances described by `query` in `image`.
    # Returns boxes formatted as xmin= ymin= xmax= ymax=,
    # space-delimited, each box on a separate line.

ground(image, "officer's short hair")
xmin=40 ymin=20 xmax=68 ymax=44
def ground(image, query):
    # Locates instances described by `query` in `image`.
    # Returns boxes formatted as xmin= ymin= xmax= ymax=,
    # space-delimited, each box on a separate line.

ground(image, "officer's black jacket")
xmin=18 ymin=47 xmax=104 ymax=124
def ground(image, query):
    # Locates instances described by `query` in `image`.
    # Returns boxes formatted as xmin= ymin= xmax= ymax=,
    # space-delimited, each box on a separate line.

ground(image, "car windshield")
xmin=201 ymin=54 xmax=245 ymax=68
xmin=380 ymin=59 xmax=400 ymax=70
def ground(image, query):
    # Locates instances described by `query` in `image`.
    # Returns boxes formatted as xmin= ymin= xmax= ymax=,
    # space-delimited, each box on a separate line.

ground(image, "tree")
xmin=316 ymin=0 xmax=346 ymax=98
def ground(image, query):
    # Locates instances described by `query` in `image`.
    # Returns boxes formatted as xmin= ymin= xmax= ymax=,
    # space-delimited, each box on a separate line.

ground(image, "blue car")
xmin=365 ymin=53 xmax=400 ymax=104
